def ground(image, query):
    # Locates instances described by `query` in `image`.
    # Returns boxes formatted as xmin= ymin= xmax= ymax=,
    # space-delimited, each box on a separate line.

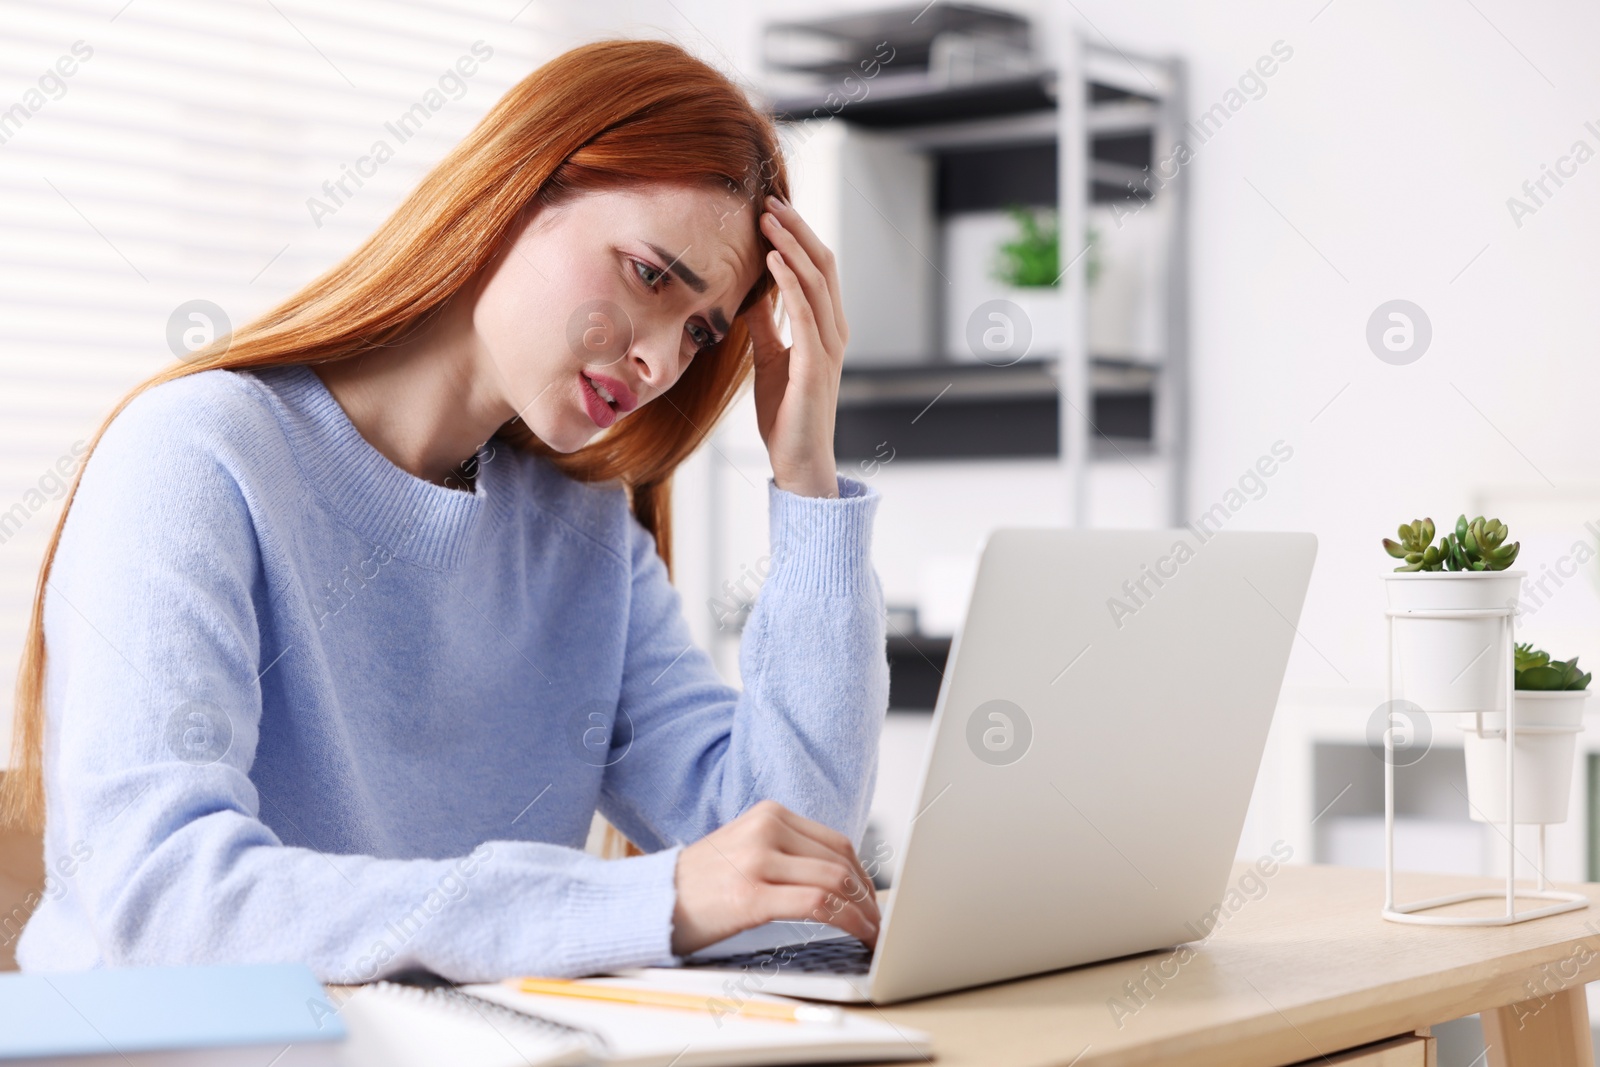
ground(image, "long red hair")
xmin=1 ymin=38 xmax=790 ymax=830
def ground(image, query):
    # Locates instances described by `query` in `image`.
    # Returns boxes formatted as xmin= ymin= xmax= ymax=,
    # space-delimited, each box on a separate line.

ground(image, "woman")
xmin=4 ymin=39 xmax=888 ymax=983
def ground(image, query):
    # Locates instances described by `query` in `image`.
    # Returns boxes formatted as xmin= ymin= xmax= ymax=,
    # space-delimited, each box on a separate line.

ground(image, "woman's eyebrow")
xmin=645 ymin=241 xmax=729 ymax=336
xmin=644 ymin=242 xmax=707 ymax=293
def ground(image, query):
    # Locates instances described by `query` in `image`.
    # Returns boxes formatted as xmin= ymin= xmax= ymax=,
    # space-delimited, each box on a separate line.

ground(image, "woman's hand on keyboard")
xmin=670 ymin=800 xmax=880 ymax=956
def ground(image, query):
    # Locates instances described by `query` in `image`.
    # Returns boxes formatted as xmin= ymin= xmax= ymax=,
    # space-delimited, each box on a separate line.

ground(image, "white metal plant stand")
xmin=1383 ymin=605 xmax=1589 ymax=925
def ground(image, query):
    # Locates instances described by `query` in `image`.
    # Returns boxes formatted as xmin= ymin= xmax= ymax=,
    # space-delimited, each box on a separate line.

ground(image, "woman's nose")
xmin=630 ymin=331 xmax=684 ymax=390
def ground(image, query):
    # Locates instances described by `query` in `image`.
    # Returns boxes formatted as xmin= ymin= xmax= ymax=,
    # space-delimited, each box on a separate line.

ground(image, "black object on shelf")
xmin=835 ymin=392 xmax=1058 ymax=460
xmin=1090 ymin=82 xmax=1158 ymax=105
xmin=833 ymin=358 xmax=1155 ymax=461
xmin=773 ymin=72 xmax=1054 ymax=129
xmin=887 ymin=633 xmax=951 ymax=710
xmin=764 ymin=3 xmax=1031 ymax=79
xmin=1095 ymin=391 xmax=1154 ymax=441
xmin=937 ymin=142 xmax=1055 ymax=214
xmin=771 ymin=74 xmax=1171 ymax=133
xmin=934 ymin=129 xmax=1156 ymax=210
xmin=1094 ymin=131 xmax=1153 ymax=170
xmin=835 ymin=360 xmax=1056 ymax=461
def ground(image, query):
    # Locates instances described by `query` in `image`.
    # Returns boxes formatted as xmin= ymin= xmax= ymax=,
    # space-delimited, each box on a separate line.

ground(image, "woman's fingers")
xmin=742 ymin=290 xmax=782 ymax=356
xmin=759 ymin=882 xmax=880 ymax=947
xmin=764 ymin=804 xmax=876 ymax=904
xmin=763 ymin=242 xmax=830 ymax=365
xmin=763 ymin=249 xmax=821 ymax=382
xmin=761 ymin=210 xmax=841 ymax=357
xmin=764 ymin=249 xmax=840 ymax=416
xmin=766 ymin=236 xmax=839 ymax=360
xmin=742 ymin=289 xmax=780 ymax=351
xmin=671 ymin=801 xmax=881 ymax=956
xmin=764 ymin=197 xmax=848 ymax=349
xmin=759 ymin=853 xmax=876 ymax=917
xmin=748 ymin=199 xmax=849 ymax=494
xmin=758 ymin=829 xmax=880 ymax=929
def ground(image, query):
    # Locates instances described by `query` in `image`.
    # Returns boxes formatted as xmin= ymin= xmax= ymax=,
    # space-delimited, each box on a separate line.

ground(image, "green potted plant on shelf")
xmin=994 ymin=204 xmax=1062 ymax=289
xmin=1382 ymin=515 xmax=1524 ymax=718
xmin=987 ymin=205 xmax=1099 ymax=361
xmin=1460 ymin=643 xmax=1590 ymax=825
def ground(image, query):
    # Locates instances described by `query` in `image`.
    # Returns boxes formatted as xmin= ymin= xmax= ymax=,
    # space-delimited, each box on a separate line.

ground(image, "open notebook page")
xmin=464 ymin=974 xmax=931 ymax=1067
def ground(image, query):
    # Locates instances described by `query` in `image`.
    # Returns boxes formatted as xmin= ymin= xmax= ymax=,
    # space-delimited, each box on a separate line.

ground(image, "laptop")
xmin=624 ymin=529 xmax=1317 ymax=1004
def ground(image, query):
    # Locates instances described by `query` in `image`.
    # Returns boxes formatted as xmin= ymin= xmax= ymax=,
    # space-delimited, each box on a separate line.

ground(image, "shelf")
xmin=833 ymin=358 xmax=1157 ymax=461
xmin=840 ymin=357 xmax=1158 ymax=402
xmin=924 ymin=120 xmax=1156 ymax=214
xmin=840 ymin=357 xmax=1058 ymax=403
xmin=753 ymin=13 xmax=1187 ymax=520
xmin=772 ymin=71 xmax=1165 ymax=139
xmin=772 ymin=71 xmax=1056 ymax=129
xmin=763 ymin=3 xmax=1031 ymax=82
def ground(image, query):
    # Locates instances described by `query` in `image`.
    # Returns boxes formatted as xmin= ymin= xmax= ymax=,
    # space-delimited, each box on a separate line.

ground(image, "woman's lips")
xmin=579 ymin=370 xmax=618 ymax=429
xmin=585 ymin=370 xmax=638 ymax=411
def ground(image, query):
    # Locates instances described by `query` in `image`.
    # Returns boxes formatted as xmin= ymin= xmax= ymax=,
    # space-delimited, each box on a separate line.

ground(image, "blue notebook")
xmin=0 ymin=963 xmax=345 ymax=1065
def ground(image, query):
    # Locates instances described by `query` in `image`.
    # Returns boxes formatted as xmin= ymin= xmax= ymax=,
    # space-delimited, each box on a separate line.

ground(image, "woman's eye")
xmin=633 ymin=259 xmax=664 ymax=288
xmin=686 ymin=323 xmax=713 ymax=350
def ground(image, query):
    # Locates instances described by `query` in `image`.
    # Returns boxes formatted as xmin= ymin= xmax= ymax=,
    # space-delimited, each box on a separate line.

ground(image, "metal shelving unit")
xmin=1055 ymin=35 xmax=1189 ymax=527
xmin=766 ymin=12 xmax=1189 ymax=526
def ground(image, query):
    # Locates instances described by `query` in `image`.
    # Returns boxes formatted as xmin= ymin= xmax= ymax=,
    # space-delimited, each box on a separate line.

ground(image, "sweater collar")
xmin=251 ymin=363 xmax=495 ymax=570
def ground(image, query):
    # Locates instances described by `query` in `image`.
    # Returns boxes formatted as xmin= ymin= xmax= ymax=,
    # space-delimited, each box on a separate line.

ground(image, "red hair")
xmin=2 ymin=38 xmax=790 ymax=829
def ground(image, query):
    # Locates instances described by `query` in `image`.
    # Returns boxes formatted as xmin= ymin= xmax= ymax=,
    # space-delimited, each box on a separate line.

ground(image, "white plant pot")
xmin=1459 ymin=690 xmax=1587 ymax=824
xmin=946 ymin=285 xmax=1063 ymax=364
xmin=1384 ymin=570 xmax=1524 ymax=713
xmin=1002 ymin=287 xmax=1063 ymax=361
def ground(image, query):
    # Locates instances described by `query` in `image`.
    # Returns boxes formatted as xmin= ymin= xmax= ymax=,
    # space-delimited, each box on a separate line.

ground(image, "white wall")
xmin=1033 ymin=0 xmax=1600 ymax=702
xmin=674 ymin=0 xmax=1600 ymax=872
xmin=745 ymin=0 xmax=1600 ymax=692
xmin=688 ymin=0 xmax=1600 ymax=693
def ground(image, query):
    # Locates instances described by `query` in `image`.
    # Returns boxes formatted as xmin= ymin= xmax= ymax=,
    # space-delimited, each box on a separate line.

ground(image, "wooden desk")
xmin=855 ymin=864 xmax=1600 ymax=1067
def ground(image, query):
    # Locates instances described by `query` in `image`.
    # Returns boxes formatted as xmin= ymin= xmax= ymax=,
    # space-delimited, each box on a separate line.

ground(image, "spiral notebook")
xmin=336 ymin=980 xmax=592 ymax=1067
xmin=335 ymin=972 xmax=930 ymax=1067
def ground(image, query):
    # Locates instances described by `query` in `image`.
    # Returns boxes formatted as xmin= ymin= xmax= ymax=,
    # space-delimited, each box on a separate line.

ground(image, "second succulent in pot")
xmin=1382 ymin=514 xmax=1520 ymax=573
xmin=1514 ymin=643 xmax=1593 ymax=691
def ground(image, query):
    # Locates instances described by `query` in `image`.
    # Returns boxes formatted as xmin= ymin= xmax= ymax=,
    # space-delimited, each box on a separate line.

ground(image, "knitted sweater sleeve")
xmin=597 ymin=473 xmax=889 ymax=853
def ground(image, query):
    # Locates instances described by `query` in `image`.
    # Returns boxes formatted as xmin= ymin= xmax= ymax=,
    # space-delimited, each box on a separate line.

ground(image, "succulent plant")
xmin=1382 ymin=514 xmax=1519 ymax=572
xmin=1383 ymin=518 xmax=1443 ymax=572
xmin=1447 ymin=515 xmax=1520 ymax=571
xmin=1514 ymin=642 xmax=1548 ymax=673
xmin=1514 ymin=643 xmax=1592 ymax=690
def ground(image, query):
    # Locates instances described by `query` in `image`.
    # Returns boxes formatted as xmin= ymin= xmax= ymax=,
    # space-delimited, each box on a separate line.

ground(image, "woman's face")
xmin=473 ymin=181 xmax=765 ymax=452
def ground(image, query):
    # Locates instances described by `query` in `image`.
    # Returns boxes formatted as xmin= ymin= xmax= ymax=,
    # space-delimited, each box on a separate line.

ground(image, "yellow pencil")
xmin=509 ymin=978 xmax=844 ymax=1025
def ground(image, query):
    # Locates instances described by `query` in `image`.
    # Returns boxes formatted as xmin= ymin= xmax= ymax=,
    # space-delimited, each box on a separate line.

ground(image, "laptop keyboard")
xmin=682 ymin=935 xmax=873 ymax=976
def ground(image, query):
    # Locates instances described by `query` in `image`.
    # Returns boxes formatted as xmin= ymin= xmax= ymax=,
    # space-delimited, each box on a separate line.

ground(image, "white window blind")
xmin=0 ymin=0 xmax=569 ymax=747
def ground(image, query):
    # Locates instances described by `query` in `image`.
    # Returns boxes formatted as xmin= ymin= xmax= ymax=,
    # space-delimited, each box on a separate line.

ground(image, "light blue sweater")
xmin=17 ymin=364 xmax=887 ymax=983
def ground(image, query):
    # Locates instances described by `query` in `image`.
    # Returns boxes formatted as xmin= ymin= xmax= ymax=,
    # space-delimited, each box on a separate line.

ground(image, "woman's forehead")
xmin=619 ymin=184 xmax=764 ymax=291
